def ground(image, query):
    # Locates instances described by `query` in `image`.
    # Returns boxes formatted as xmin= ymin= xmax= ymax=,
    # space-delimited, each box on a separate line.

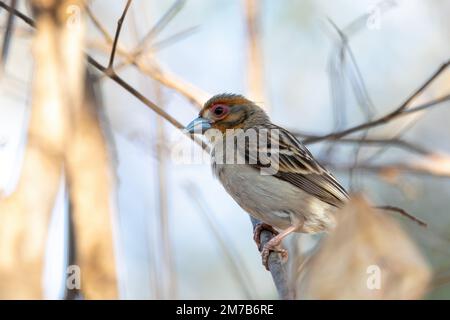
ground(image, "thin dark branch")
xmin=0 ymin=1 xmax=208 ymax=151
xmin=1 ymin=0 xmax=17 ymax=68
xmin=404 ymin=93 xmax=450 ymax=114
xmin=294 ymin=131 xmax=430 ymax=155
xmin=303 ymin=61 xmax=450 ymax=145
xmin=87 ymin=55 xmax=208 ymax=151
xmin=325 ymin=160 xmax=450 ymax=179
xmin=0 ymin=1 xmax=34 ymax=27
xmin=375 ymin=205 xmax=427 ymax=227
xmin=108 ymin=0 xmax=132 ymax=70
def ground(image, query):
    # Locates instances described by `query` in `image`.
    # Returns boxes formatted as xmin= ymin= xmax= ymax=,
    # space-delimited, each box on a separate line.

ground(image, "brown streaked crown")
xmin=200 ymin=93 xmax=254 ymax=116
xmin=200 ymin=93 xmax=269 ymax=132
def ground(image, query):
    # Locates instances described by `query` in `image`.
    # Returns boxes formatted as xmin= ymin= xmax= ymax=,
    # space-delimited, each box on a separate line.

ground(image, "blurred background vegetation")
xmin=0 ymin=0 xmax=449 ymax=299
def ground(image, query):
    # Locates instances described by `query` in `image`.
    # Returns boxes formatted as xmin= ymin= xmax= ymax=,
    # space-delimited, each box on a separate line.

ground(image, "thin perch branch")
xmin=250 ymin=217 xmax=294 ymax=299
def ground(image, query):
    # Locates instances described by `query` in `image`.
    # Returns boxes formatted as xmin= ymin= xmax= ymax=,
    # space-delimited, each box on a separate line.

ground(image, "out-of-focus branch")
xmin=0 ymin=0 xmax=17 ymax=69
xmin=322 ymin=153 xmax=450 ymax=179
xmin=0 ymin=0 xmax=76 ymax=299
xmin=0 ymin=0 xmax=119 ymax=298
xmin=185 ymin=183 xmax=257 ymax=299
xmin=297 ymin=195 xmax=430 ymax=299
xmin=87 ymin=55 xmax=209 ymax=151
xmin=153 ymin=85 xmax=177 ymax=299
xmin=303 ymin=60 xmax=450 ymax=144
xmin=243 ymin=0 xmax=266 ymax=109
xmin=0 ymin=2 xmax=207 ymax=151
xmin=242 ymin=0 xmax=291 ymax=299
xmin=294 ymin=132 xmax=430 ymax=155
xmin=132 ymin=0 xmax=186 ymax=57
xmin=85 ymin=2 xmax=208 ymax=108
xmin=65 ymin=71 xmax=118 ymax=299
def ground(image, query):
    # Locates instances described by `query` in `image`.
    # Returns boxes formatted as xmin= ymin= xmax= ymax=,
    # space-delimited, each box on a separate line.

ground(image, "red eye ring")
xmin=210 ymin=104 xmax=229 ymax=119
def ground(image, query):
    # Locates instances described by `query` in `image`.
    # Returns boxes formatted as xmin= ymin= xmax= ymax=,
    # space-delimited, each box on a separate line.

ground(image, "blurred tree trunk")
xmin=0 ymin=0 xmax=73 ymax=299
xmin=243 ymin=0 xmax=266 ymax=110
xmin=0 ymin=0 xmax=118 ymax=299
xmin=65 ymin=71 xmax=118 ymax=299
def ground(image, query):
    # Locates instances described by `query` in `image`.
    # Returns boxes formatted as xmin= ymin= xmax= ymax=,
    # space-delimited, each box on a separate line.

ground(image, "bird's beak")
xmin=185 ymin=117 xmax=212 ymax=134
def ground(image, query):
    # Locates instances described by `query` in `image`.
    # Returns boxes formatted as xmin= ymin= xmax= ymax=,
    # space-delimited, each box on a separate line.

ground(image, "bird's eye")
xmin=211 ymin=104 xmax=229 ymax=118
xmin=214 ymin=106 xmax=224 ymax=115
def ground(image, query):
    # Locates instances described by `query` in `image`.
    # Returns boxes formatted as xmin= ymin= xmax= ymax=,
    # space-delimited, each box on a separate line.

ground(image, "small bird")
xmin=186 ymin=93 xmax=349 ymax=270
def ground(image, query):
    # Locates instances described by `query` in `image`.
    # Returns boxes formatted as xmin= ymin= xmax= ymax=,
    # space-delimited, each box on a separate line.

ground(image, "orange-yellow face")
xmin=186 ymin=94 xmax=254 ymax=134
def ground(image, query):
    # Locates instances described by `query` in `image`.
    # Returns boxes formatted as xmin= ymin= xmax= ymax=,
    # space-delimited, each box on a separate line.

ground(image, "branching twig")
xmin=0 ymin=2 xmax=209 ymax=151
xmin=86 ymin=3 xmax=208 ymax=108
xmin=303 ymin=60 xmax=450 ymax=144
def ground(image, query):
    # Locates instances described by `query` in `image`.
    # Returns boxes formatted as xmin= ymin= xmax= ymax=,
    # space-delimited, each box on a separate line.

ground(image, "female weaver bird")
xmin=185 ymin=93 xmax=349 ymax=270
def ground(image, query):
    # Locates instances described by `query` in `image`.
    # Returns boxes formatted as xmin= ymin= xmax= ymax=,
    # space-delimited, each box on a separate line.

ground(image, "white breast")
xmin=212 ymin=161 xmax=337 ymax=233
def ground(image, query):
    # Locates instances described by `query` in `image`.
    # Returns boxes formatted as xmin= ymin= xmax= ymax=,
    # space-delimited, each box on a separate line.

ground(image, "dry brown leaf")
xmin=296 ymin=195 xmax=431 ymax=299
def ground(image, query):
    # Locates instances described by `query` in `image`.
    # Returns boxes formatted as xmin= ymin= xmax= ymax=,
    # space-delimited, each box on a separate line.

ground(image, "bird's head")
xmin=185 ymin=93 xmax=269 ymax=134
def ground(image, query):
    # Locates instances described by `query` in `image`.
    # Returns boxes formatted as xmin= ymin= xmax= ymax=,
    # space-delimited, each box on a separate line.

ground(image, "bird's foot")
xmin=253 ymin=222 xmax=278 ymax=250
xmin=261 ymin=236 xmax=288 ymax=271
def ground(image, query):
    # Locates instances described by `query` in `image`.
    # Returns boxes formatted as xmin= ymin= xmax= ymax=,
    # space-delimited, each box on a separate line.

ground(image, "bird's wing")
xmin=245 ymin=124 xmax=349 ymax=207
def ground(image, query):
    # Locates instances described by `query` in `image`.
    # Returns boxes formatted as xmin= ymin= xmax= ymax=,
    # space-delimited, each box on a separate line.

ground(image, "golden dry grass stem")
xmin=0 ymin=0 xmax=117 ymax=298
xmin=243 ymin=0 xmax=267 ymax=111
xmin=154 ymin=85 xmax=178 ymax=299
xmin=0 ymin=2 xmax=68 ymax=297
xmin=65 ymin=75 xmax=118 ymax=299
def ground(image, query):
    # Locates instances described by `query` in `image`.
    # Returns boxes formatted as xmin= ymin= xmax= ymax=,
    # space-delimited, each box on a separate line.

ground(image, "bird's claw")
xmin=261 ymin=240 xmax=288 ymax=271
xmin=253 ymin=223 xmax=278 ymax=250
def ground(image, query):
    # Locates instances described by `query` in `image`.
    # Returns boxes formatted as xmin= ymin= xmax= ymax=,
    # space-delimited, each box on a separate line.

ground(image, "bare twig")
xmin=87 ymin=56 xmax=209 ymax=151
xmin=0 ymin=0 xmax=17 ymax=68
xmin=0 ymin=1 xmax=34 ymax=27
xmin=107 ymin=0 xmax=132 ymax=70
xmin=294 ymin=131 xmax=430 ymax=155
xmin=243 ymin=0 xmax=266 ymax=109
xmin=86 ymin=3 xmax=208 ymax=108
xmin=154 ymin=85 xmax=177 ymax=299
xmin=375 ymin=206 xmax=427 ymax=227
xmin=323 ymin=155 xmax=450 ymax=179
xmin=303 ymin=60 xmax=450 ymax=144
